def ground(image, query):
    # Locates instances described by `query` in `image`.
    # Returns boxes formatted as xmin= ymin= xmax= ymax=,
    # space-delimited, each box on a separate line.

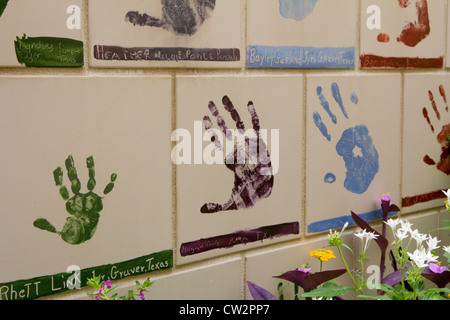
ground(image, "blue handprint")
xmin=313 ymin=83 xmax=379 ymax=195
xmin=279 ymin=0 xmax=318 ymax=21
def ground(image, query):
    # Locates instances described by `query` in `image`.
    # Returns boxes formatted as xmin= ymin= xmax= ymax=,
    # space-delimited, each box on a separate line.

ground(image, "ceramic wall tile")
xmin=136 ymin=258 xmax=242 ymax=300
xmin=305 ymin=74 xmax=401 ymax=234
xmin=0 ymin=0 xmax=83 ymax=67
xmin=447 ymin=5 xmax=450 ymax=69
xmin=402 ymin=74 xmax=450 ymax=214
xmin=360 ymin=0 xmax=445 ymax=69
xmin=247 ymin=0 xmax=357 ymax=69
xmin=438 ymin=208 xmax=450 ymax=249
xmin=0 ymin=76 xmax=173 ymax=300
xmin=175 ymin=75 xmax=303 ymax=264
xmin=245 ymin=234 xmax=355 ymax=300
xmin=89 ymin=0 xmax=242 ymax=69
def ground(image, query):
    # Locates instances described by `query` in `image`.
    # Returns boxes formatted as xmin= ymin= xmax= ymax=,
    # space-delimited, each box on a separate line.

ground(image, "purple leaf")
xmin=422 ymin=267 xmax=450 ymax=288
xmin=382 ymin=264 xmax=413 ymax=286
xmin=382 ymin=269 xmax=406 ymax=287
xmin=351 ymin=211 xmax=388 ymax=252
xmin=389 ymin=204 xmax=400 ymax=213
xmin=246 ymin=281 xmax=279 ymax=300
xmin=274 ymin=269 xmax=346 ymax=292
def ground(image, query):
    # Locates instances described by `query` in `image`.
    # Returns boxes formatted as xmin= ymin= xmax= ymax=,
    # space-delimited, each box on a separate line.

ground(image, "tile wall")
xmin=0 ymin=0 xmax=449 ymax=300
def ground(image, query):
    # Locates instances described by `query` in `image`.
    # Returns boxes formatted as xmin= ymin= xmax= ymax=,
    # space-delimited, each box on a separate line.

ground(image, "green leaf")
xmin=358 ymin=294 xmax=392 ymax=300
xmin=301 ymin=285 xmax=355 ymax=298
xmin=375 ymin=283 xmax=410 ymax=300
xmin=444 ymin=252 xmax=450 ymax=264
xmin=421 ymin=287 xmax=450 ymax=298
xmin=341 ymin=243 xmax=353 ymax=254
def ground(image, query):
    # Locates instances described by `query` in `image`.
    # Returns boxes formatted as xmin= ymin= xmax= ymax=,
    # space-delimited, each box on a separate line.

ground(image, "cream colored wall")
xmin=1 ymin=0 xmax=449 ymax=300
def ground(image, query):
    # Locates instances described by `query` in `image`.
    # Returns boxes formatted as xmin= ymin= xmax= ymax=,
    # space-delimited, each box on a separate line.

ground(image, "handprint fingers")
xmin=203 ymin=115 xmax=223 ymax=150
xmin=422 ymin=85 xmax=450 ymax=174
xmin=208 ymin=101 xmax=229 ymax=138
xmin=34 ymin=155 xmax=116 ymax=244
xmin=103 ymin=173 xmax=117 ymax=195
xmin=125 ymin=0 xmax=216 ymax=36
xmin=65 ymin=155 xmax=81 ymax=195
xmin=53 ymin=166 xmax=70 ymax=200
xmin=86 ymin=156 xmax=96 ymax=191
xmin=222 ymin=95 xmax=245 ymax=131
xmin=331 ymin=82 xmax=349 ymax=120
xmin=247 ymin=101 xmax=260 ymax=134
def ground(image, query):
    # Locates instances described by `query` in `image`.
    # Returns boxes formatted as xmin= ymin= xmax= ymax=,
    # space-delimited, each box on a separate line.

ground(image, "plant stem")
xmin=337 ymin=245 xmax=365 ymax=297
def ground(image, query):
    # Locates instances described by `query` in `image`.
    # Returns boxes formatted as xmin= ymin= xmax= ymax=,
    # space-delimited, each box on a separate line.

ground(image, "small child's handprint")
xmin=422 ymin=85 xmax=450 ymax=175
xmin=313 ymin=82 xmax=379 ymax=194
xmin=0 ymin=0 xmax=9 ymax=18
xmin=200 ymin=96 xmax=274 ymax=214
xmin=125 ymin=0 xmax=216 ymax=36
xmin=376 ymin=0 xmax=430 ymax=47
xmin=33 ymin=155 xmax=117 ymax=245
xmin=278 ymin=0 xmax=318 ymax=21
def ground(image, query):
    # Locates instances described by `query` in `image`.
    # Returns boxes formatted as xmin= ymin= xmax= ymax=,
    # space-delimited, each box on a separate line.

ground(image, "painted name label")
xmin=180 ymin=222 xmax=299 ymax=257
xmin=247 ymin=45 xmax=355 ymax=69
xmin=14 ymin=35 xmax=83 ymax=68
xmin=94 ymin=45 xmax=240 ymax=62
xmin=0 ymin=249 xmax=172 ymax=300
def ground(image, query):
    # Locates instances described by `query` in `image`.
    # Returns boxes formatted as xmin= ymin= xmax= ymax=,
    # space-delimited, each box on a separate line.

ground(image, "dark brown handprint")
xmin=422 ymin=85 xmax=450 ymax=175
xmin=125 ymin=0 xmax=215 ymax=36
xmin=201 ymin=96 xmax=274 ymax=214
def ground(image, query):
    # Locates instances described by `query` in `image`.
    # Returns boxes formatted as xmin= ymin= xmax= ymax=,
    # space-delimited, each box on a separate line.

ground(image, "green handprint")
xmin=0 ymin=0 xmax=9 ymax=18
xmin=33 ymin=155 xmax=117 ymax=245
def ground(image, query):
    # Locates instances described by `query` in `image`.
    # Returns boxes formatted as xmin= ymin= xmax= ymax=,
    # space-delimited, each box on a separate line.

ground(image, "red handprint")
xmin=422 ymin=85 xmax=450 ymax=175
xmin=378 ymin=0 xmax=431 ymax=47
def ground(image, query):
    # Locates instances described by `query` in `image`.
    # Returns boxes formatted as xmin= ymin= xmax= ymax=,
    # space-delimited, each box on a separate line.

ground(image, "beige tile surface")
xmin=0 ymin=76 xmax=173 ymax=295
xmin=143 ymin=258 xmax=242 ymax=299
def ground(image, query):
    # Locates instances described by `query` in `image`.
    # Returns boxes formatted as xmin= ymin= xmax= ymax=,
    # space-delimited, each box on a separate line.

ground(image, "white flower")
xmin=354 ymin=230 xmax=364 ymax=240
xmin=396 ymin=228 xmax=409 ymax=241
xmin=407 ymin=248 xmax=438 ymax=269
xmin=443 ymin=189 xmax=450 ymax=210
xmin=426 ymin=236 xmax=440 ymax=253
xmin=410 ymin=229 xmax=428 ymax=248
xmin=384 ymin=218 xmax=401 ymax=232
xmin=444 ymin=245 xmax=450 ymax=255
xmin=399 ymin=219 xmax=413 ymax=233
xmin=443 ymin=189 xmax=450 ymax=201
xmin=354 ymin=229 xmax=379 ymax=251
